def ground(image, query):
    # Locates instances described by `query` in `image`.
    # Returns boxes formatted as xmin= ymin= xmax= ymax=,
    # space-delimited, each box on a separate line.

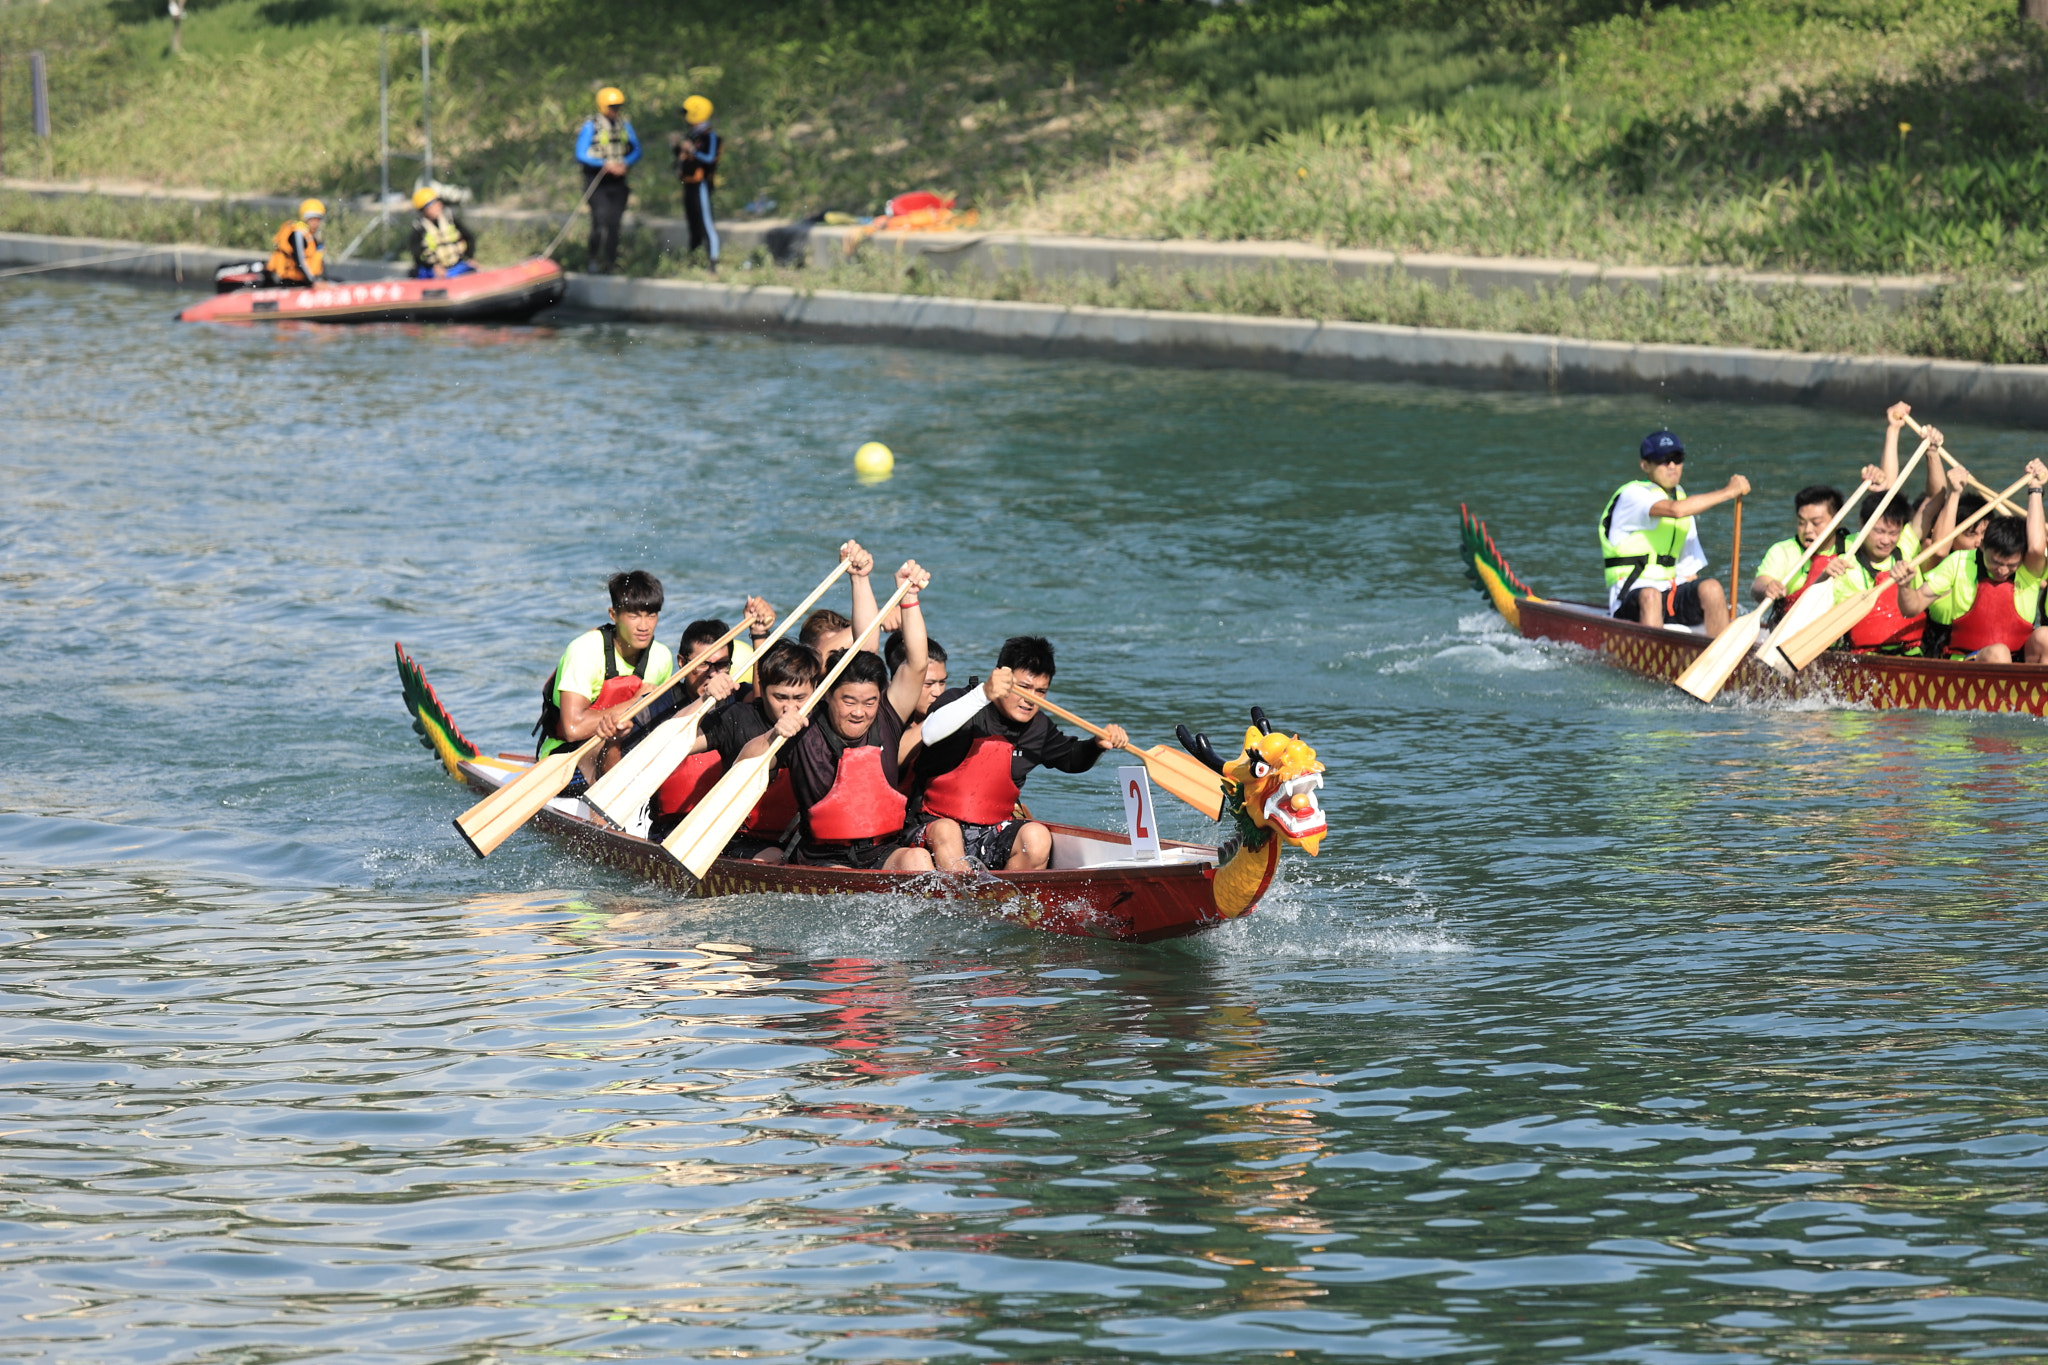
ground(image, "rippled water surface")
xmin=5 ymin=279 xmax=2048 ymax=1364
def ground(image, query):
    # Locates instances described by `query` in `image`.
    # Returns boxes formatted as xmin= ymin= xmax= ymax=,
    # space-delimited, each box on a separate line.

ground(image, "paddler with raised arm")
xmin=908 ymin=636 xmax=1126 ymax=874
xmin=1599 ymin=430 xmax=1749 ymax=637
xmin=534 ymin=569 xmax=673 ymax=786
xmin=1901 ymin=458 xmax=2048 ymax=663
xmin=752 ymin=558 xmax=934 ymax=870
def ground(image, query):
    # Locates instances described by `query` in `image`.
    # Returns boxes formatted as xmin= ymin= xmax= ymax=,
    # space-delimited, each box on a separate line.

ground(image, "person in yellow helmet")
xmin=667 ymin=94 xmax=721 ymax=271
xmin=405 ymin=186 xmax=476 ymax=279
xmin=265 ymin=199 xmax=328 ymax=288
xmin=574 ymin=86 xmax=641 ymax=274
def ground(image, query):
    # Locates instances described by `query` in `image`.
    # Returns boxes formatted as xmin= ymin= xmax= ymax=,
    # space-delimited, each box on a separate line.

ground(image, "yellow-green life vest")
xmin=419 ymin=214 xmax=466 ymax=269
xmin=1599 ymin=479 xmax=1693 ymax=599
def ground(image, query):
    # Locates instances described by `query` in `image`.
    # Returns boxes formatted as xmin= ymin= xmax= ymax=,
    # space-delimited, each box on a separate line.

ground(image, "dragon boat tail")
xmin=394 ymin=643 xmax=1330 ymax=941
xmin=1459 ymin=505 xmax=2048 ymax=715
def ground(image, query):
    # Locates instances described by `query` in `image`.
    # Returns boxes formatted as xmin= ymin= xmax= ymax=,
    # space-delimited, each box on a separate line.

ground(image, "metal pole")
xmin=378 ymin=29 xmax=391 ymax=207
xmin=31 ymin=51 xmax=50 ymax=139
xmin=419 ymin=28 xmax=432 ymax=187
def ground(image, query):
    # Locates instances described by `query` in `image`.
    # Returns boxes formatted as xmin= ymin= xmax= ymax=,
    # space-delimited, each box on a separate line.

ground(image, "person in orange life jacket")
xmin=623 ymin=608 xmax=773 ymax=759
xmin=753 ymin=559 xmax=934 ymax=870
xmin=647 ymin=540 xmax=869 ymax=844
xmin=534 ymin=569 xmax=674 ymax=787
xmin=1815 ymin=490 xmax=1927 ymax=653
xmin=265 ymin=199 xmax=327 ymax=287
xmin=1602 ymin=430 xmax=1749 ymax=635
xmin=650 ymin=640 xmax=823 ymax=853
xmin=667 ymin=95 xmax=720 ymax=271
xmin=910 ymin=635 xmax=1129 ymax=874
xmin=1902 ymin=459 xmax=2048 ymax=663
xmin=885 ymin=630 xmax=948 ymax=766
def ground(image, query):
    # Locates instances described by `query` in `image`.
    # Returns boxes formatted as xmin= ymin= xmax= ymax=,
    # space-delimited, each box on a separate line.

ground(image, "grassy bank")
xmin=5 ymin=0 xmax=2048 ymax=282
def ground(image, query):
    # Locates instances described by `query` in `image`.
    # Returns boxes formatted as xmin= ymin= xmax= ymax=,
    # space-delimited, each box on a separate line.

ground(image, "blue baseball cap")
xmin=1639 ymin=430 xmax=1685 ymax=462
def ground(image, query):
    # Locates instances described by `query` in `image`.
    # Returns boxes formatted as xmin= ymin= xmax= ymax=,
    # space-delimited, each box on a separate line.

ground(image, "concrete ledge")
xmin=564 ymin=272 xmax=2048 ymax=425
xmin=8 ymin=228 xmax=2045 ymax=424
xmin=3 ymin=176 xmax=1942 ymax=309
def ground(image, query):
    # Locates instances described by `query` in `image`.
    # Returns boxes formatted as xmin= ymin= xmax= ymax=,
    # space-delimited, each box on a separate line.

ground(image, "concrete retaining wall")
xmin=8 ymin=227 xmax=2047 ymax=425
xmin=3 ymin=175 xmax=1940 ymax=308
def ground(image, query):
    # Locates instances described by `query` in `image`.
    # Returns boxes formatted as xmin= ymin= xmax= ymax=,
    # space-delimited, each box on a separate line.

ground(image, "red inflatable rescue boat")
xmin=178 ymin=257 xmax=565 ymax=325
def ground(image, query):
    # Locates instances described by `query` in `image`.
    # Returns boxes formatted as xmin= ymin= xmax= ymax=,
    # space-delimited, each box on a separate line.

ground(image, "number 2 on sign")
xmin=1117 ymin=765 xmax=1162 ymax=859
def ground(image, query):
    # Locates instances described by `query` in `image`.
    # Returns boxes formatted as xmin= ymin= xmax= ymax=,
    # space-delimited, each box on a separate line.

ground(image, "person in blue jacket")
xmin=575 ymin=86 xmax=641 ymax=274
xmin=668 ymin=95 xmax=721 ymax=271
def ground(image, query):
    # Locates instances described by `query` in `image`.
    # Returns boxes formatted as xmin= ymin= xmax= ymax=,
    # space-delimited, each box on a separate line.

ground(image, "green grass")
xmin=8 ymin=0 xmax=2048 ymax=289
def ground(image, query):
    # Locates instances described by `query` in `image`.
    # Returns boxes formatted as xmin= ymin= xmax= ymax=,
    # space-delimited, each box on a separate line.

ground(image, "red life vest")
xmin=745 ymin=770 xmax=799 ymax=839
xmin=806 ymin=745 xmax=908 ymax=843
xmin=920 ymin=735 xmax=1021 ymax=826
xmin=1847 ymin=576 xmax=1925 ymax=650
xmin=1948 ymin=576 xmax=2035 ymax=656
xmin=591 ymin=674 xmax=645 ymax=710
xmin=653 ymin=749 xmax=723 ymax=818
xmin=1784 ymin=552 xmax=1835 ymax=606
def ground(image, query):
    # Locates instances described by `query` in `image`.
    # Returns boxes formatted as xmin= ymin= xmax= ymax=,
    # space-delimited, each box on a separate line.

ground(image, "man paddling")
xmin=908 ymin=636 xmax=1127 ymax=874
xmin=1598 ymin=430 xmax=1749 ymax=636
xmin=649 ymin=640 xmax=820 ymax=854
xmin=1750 ymin=485 xmax=1846 ymax=607
xmin=535 ymin=570 xmax=674 ymax=785
xmin=1818 ymin=491 xmax=1928 ymax=654
xmin=749 ymin=559 xmax=934 ymax=870
xmin=1902 ymin=459 xmax=2048 ymax=663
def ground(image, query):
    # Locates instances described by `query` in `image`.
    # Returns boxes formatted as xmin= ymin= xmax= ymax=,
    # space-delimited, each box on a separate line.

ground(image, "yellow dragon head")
xmin=1221 ymin=725 xmax=1326 ymax=856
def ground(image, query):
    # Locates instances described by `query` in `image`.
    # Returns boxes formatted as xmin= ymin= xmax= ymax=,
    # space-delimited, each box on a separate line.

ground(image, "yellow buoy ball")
xmin=854 ymin=441 xmax=895 ymax=482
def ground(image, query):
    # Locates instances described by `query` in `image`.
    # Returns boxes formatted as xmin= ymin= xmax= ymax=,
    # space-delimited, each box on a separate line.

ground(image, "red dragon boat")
xmin=395 ymin=644 xmax=1330 ymax=942
xmin=179 ymin=257 xmax=564 ymax=325
xmin=1461 ymin=505 xmax=2048 ymax=715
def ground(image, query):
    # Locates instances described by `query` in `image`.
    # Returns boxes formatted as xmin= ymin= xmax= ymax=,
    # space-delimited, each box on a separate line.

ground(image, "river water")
xmin=4 ymin=279 xmax=2047 ymax=1364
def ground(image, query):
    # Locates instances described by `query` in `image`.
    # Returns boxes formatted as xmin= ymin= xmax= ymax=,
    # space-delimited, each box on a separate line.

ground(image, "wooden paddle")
xmin=1756 ymin=440 xmax=1932 ymax=673
xmin=1899 ymin=418 xmax=2027 ymax=516
xmin=581 ymin=560 xmax=851 ymax=826
xmin=660 ymin=571 xmax=923 ymax=880
xmin=1729 ymin=495 xmax=1743 ymax=610
xmin=1674 ymin=473 xmax=1875 ymax=703
xmin=1776 ymin=472 xmax=2034 ymax=670
xmin=453 ymin=617 xmax=755 ymax=857
xmin=1024 ymin=694 xmax=1226 ymax=821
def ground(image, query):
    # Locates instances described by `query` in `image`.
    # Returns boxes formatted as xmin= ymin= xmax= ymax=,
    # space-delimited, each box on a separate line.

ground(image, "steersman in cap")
xmin=1597 ymin=429 xmax=1750 ymax=637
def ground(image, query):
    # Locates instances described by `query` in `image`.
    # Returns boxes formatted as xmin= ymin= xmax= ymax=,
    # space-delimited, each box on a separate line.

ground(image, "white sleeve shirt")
xmin=1605 ymin=483 xmax=1707 ymax=610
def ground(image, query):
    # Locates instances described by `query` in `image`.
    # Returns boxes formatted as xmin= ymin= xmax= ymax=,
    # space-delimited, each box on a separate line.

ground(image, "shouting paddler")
xmin=757 ymin=558 xmax=934 ymax=870
xmin=1818 ymin=489 xmax=1928 ymax=654
xmin=534 ymin=569 xmax=673 ymax=786
xmin=1902 ymin=458 xmax=2048 ymax=663
xmin=1599 ymin=430 xmax=1750 ymax=637
xmin=908 ymin=636 xmax=1127 ymax=874
xmin=1750 ymin=484 xmax=1845 ymax=608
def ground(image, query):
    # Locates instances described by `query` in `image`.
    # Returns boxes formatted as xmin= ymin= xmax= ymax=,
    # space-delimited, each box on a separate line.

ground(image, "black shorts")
xmin=909 ymin=816 xmax=1022 ymax=869
xmin=792 ymin=835 xmax=909 ymax=869
xmin=1614 ymin=578 xmax=1708 ymax=626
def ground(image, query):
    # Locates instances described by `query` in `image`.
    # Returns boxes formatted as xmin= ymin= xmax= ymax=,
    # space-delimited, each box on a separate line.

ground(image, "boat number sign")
xmin=1117 ymin=766 xmax=1161 ymax=860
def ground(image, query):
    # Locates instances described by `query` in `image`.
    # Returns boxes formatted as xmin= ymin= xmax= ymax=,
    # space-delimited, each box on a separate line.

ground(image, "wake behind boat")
xmin=396 ymin=643 xmax=1331 ymax=942
xmin=1460 ymin=506 xmax=2048 ymax=715
xmin=178 ymin=257 xmax=564 ymax=325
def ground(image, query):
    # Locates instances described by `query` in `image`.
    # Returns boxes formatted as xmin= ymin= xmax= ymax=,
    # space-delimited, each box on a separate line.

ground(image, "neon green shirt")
xmin=1754 ymin=536 xmax=1819 ymax=594
xmin=1921 ymin=553 xmax=2046 ymax=625
xmin=540 ymin=628 xmax=674 ymax=757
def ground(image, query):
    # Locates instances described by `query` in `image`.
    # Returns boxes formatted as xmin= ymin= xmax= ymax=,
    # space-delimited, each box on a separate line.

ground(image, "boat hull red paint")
xmin=1519 ymin=596 xmax=2048 ymax=716
xmin=178 ymin=257 xmax=564 ymax=325
xmin=456 ymin=759 xmax=1243 ymax=943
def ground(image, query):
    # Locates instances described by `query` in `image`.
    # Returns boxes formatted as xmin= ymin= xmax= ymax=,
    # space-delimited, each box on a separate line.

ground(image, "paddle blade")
xmin=1672 ymin=608 xmax=1767 ymax=704
xmin=1778 ymin=584 xmax=1882 ymax=670
xmin=583 ymin=711 xmax=703 ymax=828
xmin=1139 ymin=745 xmax=1226 ymax=821
xmin=660 ymin=751 xmax=773 ymax=880
xmin=453 ymin=747 xmax=581 ymax=857
xmin=1759 ymin=583 xmax=1835 ymax=658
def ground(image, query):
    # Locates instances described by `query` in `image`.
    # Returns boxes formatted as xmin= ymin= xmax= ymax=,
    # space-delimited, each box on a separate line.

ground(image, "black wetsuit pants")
xmin=683 ymin=181 xmax=719 ymax=266
xmin=585 ymin=172 xmax=630 ymax=274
